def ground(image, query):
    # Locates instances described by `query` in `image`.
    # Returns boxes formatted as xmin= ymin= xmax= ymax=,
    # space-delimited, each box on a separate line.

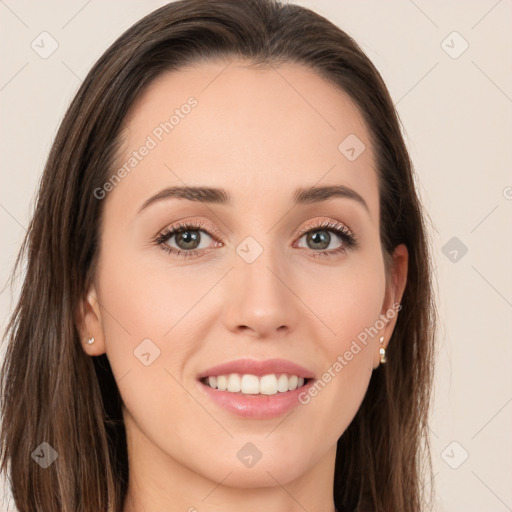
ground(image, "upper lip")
xmin=197 ymin=358 xmax=316 ymax=380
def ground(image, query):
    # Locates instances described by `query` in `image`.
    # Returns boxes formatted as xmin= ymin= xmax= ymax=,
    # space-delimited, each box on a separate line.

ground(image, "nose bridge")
xmin=223 ymin=233 xmax=299 ymax=336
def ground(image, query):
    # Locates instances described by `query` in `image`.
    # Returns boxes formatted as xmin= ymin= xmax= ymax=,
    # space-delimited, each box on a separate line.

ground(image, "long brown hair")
xmin=0 ymin=1 xmax=436 ymax=510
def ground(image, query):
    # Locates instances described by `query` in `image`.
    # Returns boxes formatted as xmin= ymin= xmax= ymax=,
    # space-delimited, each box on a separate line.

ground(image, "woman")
xmin=0 ymin=0 xmax=436 ymax=511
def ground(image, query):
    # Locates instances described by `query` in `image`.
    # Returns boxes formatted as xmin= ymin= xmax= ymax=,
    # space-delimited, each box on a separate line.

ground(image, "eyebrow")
xmin=138 ymin=184 xmax=369 ymax=213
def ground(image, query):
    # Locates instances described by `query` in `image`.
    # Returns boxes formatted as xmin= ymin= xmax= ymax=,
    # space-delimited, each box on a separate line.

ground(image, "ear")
xmin=372 ymin=243 xmax=408 ymax=369
xmin=76 ymin=285 xmax=107 ymax=356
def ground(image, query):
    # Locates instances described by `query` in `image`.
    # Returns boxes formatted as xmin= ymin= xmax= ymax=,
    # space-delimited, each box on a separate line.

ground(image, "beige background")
xmin=1 ymin=1 xmax=511 ymax=510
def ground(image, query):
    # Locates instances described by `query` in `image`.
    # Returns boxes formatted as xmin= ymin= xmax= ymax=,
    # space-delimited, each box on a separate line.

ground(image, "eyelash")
xmin=153 ymin=219 xmax=357 ymax=260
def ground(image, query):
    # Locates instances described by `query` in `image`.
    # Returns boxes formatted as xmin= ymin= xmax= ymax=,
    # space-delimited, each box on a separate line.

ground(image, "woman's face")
xmin=82 ymin=60 xmax=406 ymax=491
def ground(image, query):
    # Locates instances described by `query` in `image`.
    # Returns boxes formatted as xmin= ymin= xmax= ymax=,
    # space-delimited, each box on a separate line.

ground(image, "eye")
xmin=154 ymin=220 xmax=222 ymax=259
xmin=153 ymin=218 xmax=357 ymax=259
xmin=293 ymin=219 xmax=357 ymax=258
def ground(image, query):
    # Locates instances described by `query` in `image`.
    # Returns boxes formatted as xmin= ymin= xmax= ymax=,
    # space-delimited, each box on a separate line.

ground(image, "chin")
xmin=211 ymin=459 xmax=309 ymax=488
xmin=192 ymin=442 xmax=314 ymax=488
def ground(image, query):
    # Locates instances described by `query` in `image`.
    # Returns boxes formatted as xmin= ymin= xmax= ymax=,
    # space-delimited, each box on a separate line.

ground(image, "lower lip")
xmin=197 ymin=379 xmax=314 ymax=419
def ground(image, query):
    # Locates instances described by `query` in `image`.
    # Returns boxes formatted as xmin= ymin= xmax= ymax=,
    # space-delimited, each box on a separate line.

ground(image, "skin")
xmin=79 ymin=59 xmax=407 ymax=512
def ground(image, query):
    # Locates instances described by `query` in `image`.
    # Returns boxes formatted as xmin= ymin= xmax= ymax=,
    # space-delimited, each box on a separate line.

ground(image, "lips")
xmin=196 ymin=358 xmax=316 ymax=419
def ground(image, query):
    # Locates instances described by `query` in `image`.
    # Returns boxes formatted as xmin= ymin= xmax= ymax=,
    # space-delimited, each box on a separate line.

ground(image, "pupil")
xmin=177 ymin=230 xmax=199 ymax=249
xmin=308 ymin=230 xmax=330 ymax=250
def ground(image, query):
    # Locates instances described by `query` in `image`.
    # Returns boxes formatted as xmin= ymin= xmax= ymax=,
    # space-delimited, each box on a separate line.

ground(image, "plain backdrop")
xmin=1 ymin=1 xmax=511 ymax=511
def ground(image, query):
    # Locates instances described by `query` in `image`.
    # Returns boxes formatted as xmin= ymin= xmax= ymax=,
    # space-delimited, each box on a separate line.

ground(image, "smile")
xmin=201 ymin=373 xmax=309 ymax=395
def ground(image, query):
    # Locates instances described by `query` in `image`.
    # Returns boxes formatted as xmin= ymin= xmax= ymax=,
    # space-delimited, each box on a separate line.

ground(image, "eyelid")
xmin=155 ymin=218 xmax=223 ymax=242
xmin=156 ymin=217 xmax=353 ymax=243
xmin=154 ymin=216 xmax=357 ymax=257
xmin=295 ymin=217 xmax=354 ymax=239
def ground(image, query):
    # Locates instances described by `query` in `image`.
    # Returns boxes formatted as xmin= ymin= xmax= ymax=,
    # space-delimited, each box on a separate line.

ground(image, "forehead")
xmin=111 ymin=59 xmax=379 ymax=219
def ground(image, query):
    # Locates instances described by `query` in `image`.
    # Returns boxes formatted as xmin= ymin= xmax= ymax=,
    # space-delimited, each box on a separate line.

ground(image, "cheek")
xmin=95 ymin=240 xmax=215 ymax=365
xmin=292 ymin=262 xmax=385 ymax=439
xmin=94 ymin=248 xmax=217 ymax=472
xmin=93 ymin=242 xmax=224 ymax=440
xmin=299 ymin=254 xmax=387 ymax=347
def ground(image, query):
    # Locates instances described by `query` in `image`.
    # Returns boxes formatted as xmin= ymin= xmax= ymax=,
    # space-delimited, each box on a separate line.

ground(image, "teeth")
xmin=217 ymin=375 xmax=227 ymax=391
xmin=204 ymin=373 xmax=307 ymax=395
xmin=277 ymin=374 xmax=289 ymax=392
xmin=259 ymin=374 xmax=277 ymax=395
xmin=227 ymin=373 xmax=241 ymax=392
xmin=241 ymin=374 xmax=259 ymax=394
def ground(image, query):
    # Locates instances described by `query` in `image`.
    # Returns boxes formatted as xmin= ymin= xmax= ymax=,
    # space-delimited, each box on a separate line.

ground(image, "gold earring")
xmin=86 ymin=337 xmax=95 ymax=345
xmin=379 ymin=336 xmax=387 ymax=364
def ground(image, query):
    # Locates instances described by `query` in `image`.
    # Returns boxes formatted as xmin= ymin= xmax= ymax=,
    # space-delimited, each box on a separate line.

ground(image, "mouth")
xmin=199 ymin=373 xmax=312 ymax=395
xmin=196 ymin=358 xmax=316 ymax=419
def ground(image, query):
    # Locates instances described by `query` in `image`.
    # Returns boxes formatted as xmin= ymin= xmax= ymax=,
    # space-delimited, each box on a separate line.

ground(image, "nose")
xmin=222 ymin=242 xmax=301 ymax=339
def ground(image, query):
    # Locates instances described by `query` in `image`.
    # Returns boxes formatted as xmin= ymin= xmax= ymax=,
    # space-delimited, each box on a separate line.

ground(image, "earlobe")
xmin=77 ymin=286 xmax=106 ymax=356
xmin=378 ymin=336 xmax=387 ymax=364
xmin=372 ymin=335 xmax=388 ymax=369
